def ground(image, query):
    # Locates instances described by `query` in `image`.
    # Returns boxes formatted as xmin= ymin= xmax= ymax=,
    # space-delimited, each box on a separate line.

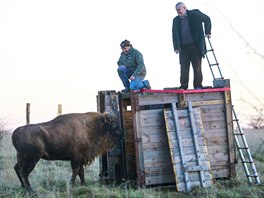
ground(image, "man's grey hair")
xmin=175 ymin=2 xmax=186 ymax=9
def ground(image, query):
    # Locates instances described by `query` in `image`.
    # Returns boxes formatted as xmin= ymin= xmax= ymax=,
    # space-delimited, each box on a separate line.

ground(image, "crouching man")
xmin=117 ymin=39 xmax=151 ymax=93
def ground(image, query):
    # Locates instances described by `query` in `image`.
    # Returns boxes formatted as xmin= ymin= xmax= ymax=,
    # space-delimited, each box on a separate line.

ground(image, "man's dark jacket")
xmin=172 ymin=9 xmax=211 ymax=57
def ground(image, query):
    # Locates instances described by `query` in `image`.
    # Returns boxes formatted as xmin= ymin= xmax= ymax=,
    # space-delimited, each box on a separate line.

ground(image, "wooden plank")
xmin=144 ymin=157 xmax=173 ymax=168
xmin=133 ymin=108 xmax=146 ymax=187
xmin=208 ymin=153 xmax=229 ymax=162
xmin=167 ymin=128 xmax=204 ymax=139
xmin=167 ymin=134 xmax=207 ymax=147
xmin=171 ymin=152 xmax=210 ymax=164
xmin=207 ymin=144 xmax=228 ymax=154
xmin=174 ymin=170 xmax=212 ymax=181
xmin=170 ymin=144 xmax=208 ymax=156
xmin=170 ymin=103 xmax=190 ymax=191
xmin=177 ymin=180 xmax=212 ymax=191
xmin=203 ymin=128 xmax=227 ymax=138
xmin=141 ymin=125 xmax=167 ymax=135
xmin=140 ymin=120 xmax=165 ymax=127
xmin=143 ymin=141 xmax=170 ymax=151
xmin=206 ymin=136 xmax=228 ymax=146
xmin=145 ymin=174 xmax=175 ymax=185
xmin=210 ymin=164 xmax=230 ymax=171
xmin=138 ymin=93 xmax=179 ymax=106
xmin=185 ymin=165 xmax=210 ymax=172
xmin=203 ymin=120 xmax=227 ymax=130
xmin=201 ymin=104 xmax=224 ymax=113
xmin=201 ymin=111 xmax=225 ymax=122
xmin=144 ymin=166 xmax=174 ymax=176
xmin=210 ymin=160 xmax=230 ymax=167
xmin=142 ymin=133 xmax=168 ymax=144
xmin=140 ymin=110 xmax=165 ymax=127
xmin=164 ymin=105 xmax=212 ymax=192
xmin=165 ymin=113 xmax=205 ymax=133
xmin=140 ymin=109 xmax=164 ymax=118
xmin=192 ymin=99 xmax=224 ymax=107
xmin=184 ymin=92 xmax=224 ymax=101
xmin=211 ymin=168 xmax=230 ymax=178
xmin=223 ymin=91 xmax=236 ymax=178
xmin=143 ymin=150 xmax=171 ymax=159
xmin=171 ymin=151 xmax=208 ymax=165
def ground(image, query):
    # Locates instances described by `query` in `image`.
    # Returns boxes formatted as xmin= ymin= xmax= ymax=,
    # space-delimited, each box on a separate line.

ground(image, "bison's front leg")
xmin=78 ymin=164 xmax=86 ymax=185
xmin=70 ymin=158 xmax=82 ymax=186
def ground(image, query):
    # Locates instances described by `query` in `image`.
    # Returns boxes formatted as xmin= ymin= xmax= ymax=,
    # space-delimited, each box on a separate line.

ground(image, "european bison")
xmin=12 ymin=112 xmax=121 ymax=195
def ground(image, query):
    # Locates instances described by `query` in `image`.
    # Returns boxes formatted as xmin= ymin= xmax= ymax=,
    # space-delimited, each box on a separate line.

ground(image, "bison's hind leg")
xmin=14 ymin=152 xmax=41 ymax=195
xmin=14 ymin=157 xmax=25 ymax=188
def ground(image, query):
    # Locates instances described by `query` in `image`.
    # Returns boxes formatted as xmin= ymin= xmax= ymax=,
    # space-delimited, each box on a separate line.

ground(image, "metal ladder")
xmin=205 ymin=36 xmax=224 ymax=81
xmin=232 ymin=107 xmax=261 ymax=184
xmin=205 ymin=36 xmax=261 ymax=184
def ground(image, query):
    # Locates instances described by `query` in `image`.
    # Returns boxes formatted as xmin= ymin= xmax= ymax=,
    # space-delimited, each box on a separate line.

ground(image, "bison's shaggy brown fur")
xmin=12 ymin=112 xmax=121 ymax=195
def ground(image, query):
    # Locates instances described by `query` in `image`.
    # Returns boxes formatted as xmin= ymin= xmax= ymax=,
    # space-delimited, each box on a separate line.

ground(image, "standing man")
xmin=172 ymin=2 xmax=211 ymax=90
xmin=117 ymin=40 xmax=151 ymax=93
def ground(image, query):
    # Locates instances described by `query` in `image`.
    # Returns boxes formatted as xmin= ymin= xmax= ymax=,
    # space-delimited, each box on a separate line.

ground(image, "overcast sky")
xmin=0 ymin=0 xmax=263 ymax=129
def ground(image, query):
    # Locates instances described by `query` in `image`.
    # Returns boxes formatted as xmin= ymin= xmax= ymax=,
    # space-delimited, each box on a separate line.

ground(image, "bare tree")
xmin=0 ymin=118 xmax=9 ymax=144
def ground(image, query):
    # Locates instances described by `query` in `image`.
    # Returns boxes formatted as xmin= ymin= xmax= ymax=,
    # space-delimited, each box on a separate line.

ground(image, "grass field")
xmin=0 ymin=130 xmax=264 ymax=198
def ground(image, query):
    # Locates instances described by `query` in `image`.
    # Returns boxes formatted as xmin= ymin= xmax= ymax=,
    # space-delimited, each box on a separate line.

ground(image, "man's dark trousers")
xmin=179 ymin=44 xmax=203 ymax=89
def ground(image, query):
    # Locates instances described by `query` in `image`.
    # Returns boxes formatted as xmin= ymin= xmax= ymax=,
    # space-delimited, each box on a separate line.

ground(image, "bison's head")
xmin=101 ymin=112 xmax=122 ymax=141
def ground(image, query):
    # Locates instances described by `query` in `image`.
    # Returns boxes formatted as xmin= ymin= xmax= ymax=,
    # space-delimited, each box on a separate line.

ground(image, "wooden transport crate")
xmin=97 ymin=87 xmax=236 ymax=190
xmin=131 ymin=88 xmax=236 ymax=188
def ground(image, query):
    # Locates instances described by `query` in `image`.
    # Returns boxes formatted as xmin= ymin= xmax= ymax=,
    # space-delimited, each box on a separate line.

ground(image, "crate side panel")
xmin=200 ymin=103 xmax=233 ymax=179
xmin=139 ymin=109 xmax=175 ymax=185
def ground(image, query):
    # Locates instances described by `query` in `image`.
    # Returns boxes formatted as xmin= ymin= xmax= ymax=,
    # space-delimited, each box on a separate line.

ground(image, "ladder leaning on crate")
xmin=204 ymin=36 xmax=261 ymax=184
xmin=232 ymin=107 xmax=261 ymax=184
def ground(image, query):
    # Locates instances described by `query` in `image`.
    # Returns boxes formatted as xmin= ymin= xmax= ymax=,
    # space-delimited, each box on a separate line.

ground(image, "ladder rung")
xmin=247 ymin=175 xmax=259 ymax=177
xmin=233 ymin=119 xmax=239 ymax=122
xmin=238 ymin=147 xmax=248 ymax=149
xmin=209 ymin=63 xmax=219 ymax=66
xmin=242 ymin=160 xmax=253 ymax=163
xmin=207 ymin=49 xmax=214 ymax=52
xmin=234 ymin=133 xmax=244 ymax=135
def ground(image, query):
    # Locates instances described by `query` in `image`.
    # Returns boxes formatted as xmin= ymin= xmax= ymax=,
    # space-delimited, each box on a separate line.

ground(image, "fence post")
xmin=58 ymin=104 xmax=62 ymax=115
xmin=26 ymin=103 xmax=30 ymax=124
